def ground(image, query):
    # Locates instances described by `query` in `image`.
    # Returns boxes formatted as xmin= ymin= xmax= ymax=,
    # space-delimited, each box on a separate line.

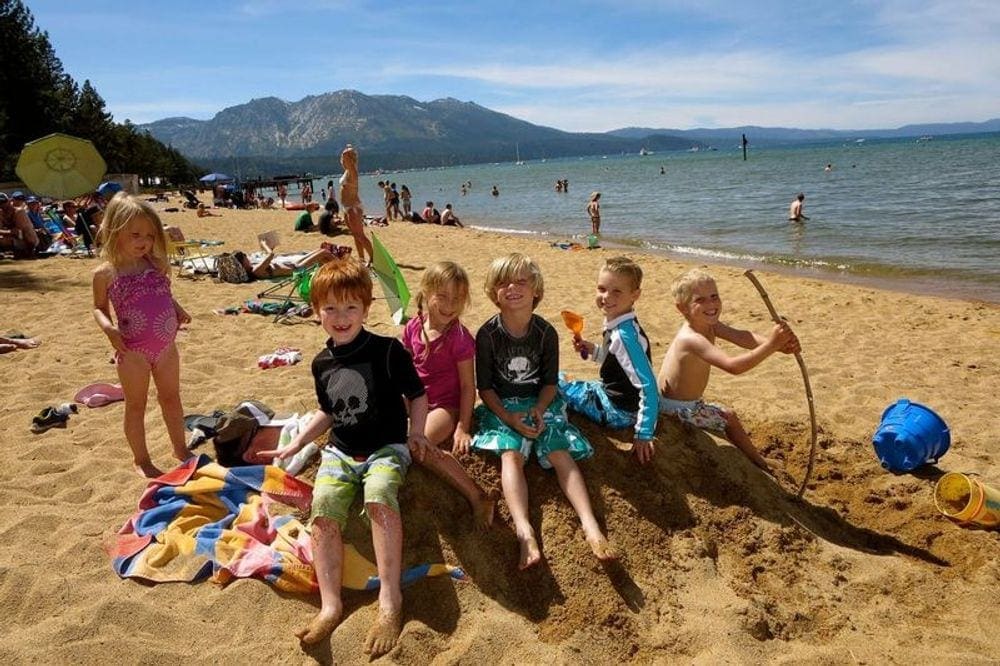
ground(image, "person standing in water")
xmin=788 ymin=193 xmax=809 ymax=222
xmin=587 ymin=192 xmax=601 ymax=236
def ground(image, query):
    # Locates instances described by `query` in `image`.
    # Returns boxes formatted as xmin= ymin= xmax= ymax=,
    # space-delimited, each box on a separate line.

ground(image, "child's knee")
xmin=500 ymin=450 xmax=525 ymax=467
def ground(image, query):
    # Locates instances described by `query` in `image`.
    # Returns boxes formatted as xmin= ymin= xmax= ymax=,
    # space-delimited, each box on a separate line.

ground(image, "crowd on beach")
xmin=5 ymin=143 xmax=807 ymax=657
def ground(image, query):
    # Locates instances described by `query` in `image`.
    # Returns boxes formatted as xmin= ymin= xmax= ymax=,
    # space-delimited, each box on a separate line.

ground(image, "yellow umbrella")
xmin=15 ymin=133 xmax=107 ymax=199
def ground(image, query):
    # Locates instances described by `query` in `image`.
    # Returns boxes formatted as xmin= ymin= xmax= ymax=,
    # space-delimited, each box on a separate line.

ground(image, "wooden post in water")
xmin=742 ymin=133 xmax=748 ymax=161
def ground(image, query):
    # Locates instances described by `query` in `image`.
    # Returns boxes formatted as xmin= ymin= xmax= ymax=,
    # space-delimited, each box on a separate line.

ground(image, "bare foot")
xmin=517 ymin=533 xmax=542 ymax=570
xmin=15 ymin=337 xmax=40 ymax=349
xmin=364 ymin=608 xmax=401 ymax=657
xmin=295 ymin=608 xmax=342 ymax=645
xmin=472 ymin=491 xmax=497 ymax=530
xmin=586 ymin=534 xmax=620 ymax=562
xmin=134 ymin=460 xmax=165 ymax=478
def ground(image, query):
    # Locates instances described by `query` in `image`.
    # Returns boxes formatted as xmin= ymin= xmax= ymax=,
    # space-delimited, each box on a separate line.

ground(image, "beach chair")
xmin=168 ymin=239 xmax=213 ymax=278
xmin=181 ymin=190 xmax=202 ymax=210
xmin=256 ymin=265 xmax=317 ymax=323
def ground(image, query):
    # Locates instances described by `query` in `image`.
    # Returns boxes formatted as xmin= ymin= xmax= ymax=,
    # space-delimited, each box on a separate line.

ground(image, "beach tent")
xmin=199 ymin=172 xmax=233 ymax=184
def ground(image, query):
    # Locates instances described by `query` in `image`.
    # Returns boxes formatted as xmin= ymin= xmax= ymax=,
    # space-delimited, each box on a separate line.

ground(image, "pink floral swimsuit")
xmin=108 ymin=261 xmax=178 ymax=366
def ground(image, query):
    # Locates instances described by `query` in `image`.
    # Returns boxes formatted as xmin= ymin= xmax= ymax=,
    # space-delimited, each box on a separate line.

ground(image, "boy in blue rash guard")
xmin=559 ymin=257 xmax=659 ymax=464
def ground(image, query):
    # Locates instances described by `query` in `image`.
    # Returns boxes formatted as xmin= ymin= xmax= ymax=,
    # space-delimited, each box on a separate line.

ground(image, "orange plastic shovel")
xmin=560 ymin=310 xmax=589 ymax=359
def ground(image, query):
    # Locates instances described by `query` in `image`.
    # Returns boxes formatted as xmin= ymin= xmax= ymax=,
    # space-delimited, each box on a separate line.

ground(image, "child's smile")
xmin=595 ymin=269 xmax=640 ymax=321
xmin=320 ymin=294 xmax=369 ymax=345
xmin=685 ymin=281 xmax=722 ymax=325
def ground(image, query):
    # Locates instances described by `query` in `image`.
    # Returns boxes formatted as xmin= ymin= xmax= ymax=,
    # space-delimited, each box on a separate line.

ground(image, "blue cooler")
xmin=872 ymin=398 xmax=950 ymax=472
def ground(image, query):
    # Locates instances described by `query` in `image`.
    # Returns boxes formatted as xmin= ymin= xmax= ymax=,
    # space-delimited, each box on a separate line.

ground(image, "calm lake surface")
xmin=314 ymin=133 xmax=1000 ymax=303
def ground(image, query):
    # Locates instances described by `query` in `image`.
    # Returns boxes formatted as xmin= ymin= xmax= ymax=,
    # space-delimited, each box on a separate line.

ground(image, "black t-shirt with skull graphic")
xmin=312 ymin=329 xmax=426 ymax=458
xmin=475 ymin=313 xmax=559 ymax=400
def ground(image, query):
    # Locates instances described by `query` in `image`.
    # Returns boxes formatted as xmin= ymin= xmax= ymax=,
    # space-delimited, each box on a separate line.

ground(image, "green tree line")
xmin=0 ymin=0 xmax=203 ymax=188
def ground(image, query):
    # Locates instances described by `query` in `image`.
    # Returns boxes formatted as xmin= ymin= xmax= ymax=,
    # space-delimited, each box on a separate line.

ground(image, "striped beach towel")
xmin=109 ymin=455 xmax=464 ymax=593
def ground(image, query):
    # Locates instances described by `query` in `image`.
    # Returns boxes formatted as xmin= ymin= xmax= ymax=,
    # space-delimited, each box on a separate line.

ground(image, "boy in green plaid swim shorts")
xmin=262 ymin=259 xmax=430 ymax=657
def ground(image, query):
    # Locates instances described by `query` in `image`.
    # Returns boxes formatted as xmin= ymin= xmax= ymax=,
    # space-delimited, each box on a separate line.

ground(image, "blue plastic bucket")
xmin=872 ymin=398 xmax=950 ymax=472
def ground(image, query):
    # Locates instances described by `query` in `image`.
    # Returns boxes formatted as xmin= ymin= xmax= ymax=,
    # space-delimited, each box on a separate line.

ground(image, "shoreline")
xmin=460 ymin=218 xmax=1000 ymax=307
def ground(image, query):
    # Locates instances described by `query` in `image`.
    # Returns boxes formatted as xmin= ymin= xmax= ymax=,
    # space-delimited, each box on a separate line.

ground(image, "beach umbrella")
xmin=14 ymin=133 xmax=107 ymax=199
xmin=98 ymin=181 xmax=123 ymax=198
xmin=199 ymin=172 xmax=233 ymax=183
xmin=370 ymin=233 xmax=410 ymax=325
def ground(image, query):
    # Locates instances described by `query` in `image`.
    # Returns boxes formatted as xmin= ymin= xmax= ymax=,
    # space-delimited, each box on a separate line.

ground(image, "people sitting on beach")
xmin=657 ymin=269 xmax=799 ymax=474
xmin=0 ymin=334 xmax=41 ymax=354
xmin=234 ymin=236 xmax=338 ymax=281
xmin=421 ymin=201 xmax=441 ymax=224
xmin=559 ymin=257 xmax=659 ymax=464
xmin=260 ymin=196 xmax=275 ymax=209
xmin=197 ymin=203 xmax=220 ymax=218
xmin=318 ymin=200 xmax=341 ymax=235
xmin=0 ymin=193 xmax=39 ymax=257
xmin=788 ymin=193 xmax=809 ymax=222
xmin=293 ymin=206 xmax=321 ymax=232
xmin=440 ymin=203 xmax=463 ymax=227
xmin=61 ymin=200 xmax=80 ymax=229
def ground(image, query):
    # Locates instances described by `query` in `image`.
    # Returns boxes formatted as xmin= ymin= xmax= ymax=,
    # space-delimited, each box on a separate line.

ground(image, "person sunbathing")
xmin=197 ymin=203 xmax=221 ymax=218
xmin=234 ymin=238 xmax=337 ymax=280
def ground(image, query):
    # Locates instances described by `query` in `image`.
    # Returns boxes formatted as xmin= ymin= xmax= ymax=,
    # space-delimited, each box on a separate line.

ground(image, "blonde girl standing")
xmin=92 ymin=193 xmax=191 ymax=477
xmin=402 ymin=261 xmax=495 ymax=527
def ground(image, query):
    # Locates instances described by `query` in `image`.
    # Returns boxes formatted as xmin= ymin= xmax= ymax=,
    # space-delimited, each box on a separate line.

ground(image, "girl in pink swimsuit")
xmin=401 ymin=261 xmax=494 ymax=528
xmin=93 ymin=193 xmax=191 ymax=478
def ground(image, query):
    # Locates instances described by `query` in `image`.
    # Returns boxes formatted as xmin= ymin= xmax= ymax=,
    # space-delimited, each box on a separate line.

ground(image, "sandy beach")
xmin=1 ymin=200 xmax=998 ymax=664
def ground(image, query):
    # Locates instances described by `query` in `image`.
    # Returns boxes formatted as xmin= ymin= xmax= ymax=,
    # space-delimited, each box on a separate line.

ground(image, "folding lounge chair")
xmin=181 ymin=190 xmax=202 ymax=209
xmin=168 ymin=239 xmax=213 ymax=278
xmin=256 ymin=265 xmax=317 ymax=323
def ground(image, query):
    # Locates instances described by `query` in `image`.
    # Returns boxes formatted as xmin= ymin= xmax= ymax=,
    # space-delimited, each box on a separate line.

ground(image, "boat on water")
xmin=916 ymin=135 xmax=934 ymax=142
xmin=515 ymin=142 xmax=524 ymax=165
xmin=639 ymin=147 xmax=653 ymax=156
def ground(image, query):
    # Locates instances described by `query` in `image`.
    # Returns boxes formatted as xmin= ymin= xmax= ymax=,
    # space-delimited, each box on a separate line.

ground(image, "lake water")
xmin=320 ymin=133 xmax=1000 ymax=303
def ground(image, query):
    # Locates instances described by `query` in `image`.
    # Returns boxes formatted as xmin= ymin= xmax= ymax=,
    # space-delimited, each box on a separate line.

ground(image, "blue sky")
xmin=26 ymin=0 xmax=1000 ymax=131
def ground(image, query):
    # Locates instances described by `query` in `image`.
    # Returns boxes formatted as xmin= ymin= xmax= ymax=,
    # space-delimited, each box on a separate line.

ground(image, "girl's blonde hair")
xmin=670 ymin=268 xmax=716 ymax=306
xmin=414 ymin=261 xmax=471 ymax=359
xmin=97 ymin=192 xmax=169 ymax=273
xmin=483 ymin=253 xmax=544 ymax=309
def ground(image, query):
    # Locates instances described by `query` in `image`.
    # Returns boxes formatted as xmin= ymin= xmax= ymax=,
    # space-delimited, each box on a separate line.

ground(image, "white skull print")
xmin=326 ymin=368 xmax=369 ymax=426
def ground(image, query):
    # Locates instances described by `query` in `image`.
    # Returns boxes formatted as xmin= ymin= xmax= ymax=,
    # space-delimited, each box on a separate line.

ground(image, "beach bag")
xmin=216 ymin=252 xmax=249 ymax=283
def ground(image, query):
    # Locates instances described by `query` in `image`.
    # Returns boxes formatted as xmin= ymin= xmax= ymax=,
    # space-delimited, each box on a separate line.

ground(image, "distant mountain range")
xmin=608 ymin=119 xmax=1000 ymax=145
xmin=138 ymin=90 xmax=697 ymax=175
xmin=138 ymin=90 xmax=999 ymax=175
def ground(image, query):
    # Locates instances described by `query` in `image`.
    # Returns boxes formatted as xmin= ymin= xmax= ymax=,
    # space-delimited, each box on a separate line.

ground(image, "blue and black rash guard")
xmin=592 ymin=312 xmax=659 ymax=441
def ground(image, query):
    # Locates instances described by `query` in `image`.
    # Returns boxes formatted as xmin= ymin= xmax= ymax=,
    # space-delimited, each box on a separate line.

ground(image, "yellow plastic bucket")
xmin=933 ymin=472 xmax=1000 ymax=528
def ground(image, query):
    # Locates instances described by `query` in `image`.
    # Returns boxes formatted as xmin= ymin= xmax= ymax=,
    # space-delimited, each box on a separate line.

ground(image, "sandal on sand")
xmin=74 ymin=382 xmax=125 ymax=408
xmin=31 ymin=406 xmax=71 ymax=434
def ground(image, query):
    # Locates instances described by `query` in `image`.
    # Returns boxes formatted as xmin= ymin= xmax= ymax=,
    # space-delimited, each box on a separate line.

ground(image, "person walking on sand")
xmin=587 ymin=192 xmax=601 ymax=236
xmin=788 ymin=193 xmax=809 ymax=222
xmin=339 ymin=144 xmax=374 ymax=265
xmin=92 ymin=193 xmax=191 ymax=477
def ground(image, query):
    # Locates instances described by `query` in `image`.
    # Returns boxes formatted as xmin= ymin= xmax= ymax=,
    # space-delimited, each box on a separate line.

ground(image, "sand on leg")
xmin=297 ymin=517 xmax=344 ymax=644
xmin=422 ymin=408 xmax=496 ymax=528
xmin=548 ymin=450 xmax=618 ymax=562
xmin=364 ymin=502 xmax=403 ymax=657
xmin=500 ymin=450 xmax=541 ymax=569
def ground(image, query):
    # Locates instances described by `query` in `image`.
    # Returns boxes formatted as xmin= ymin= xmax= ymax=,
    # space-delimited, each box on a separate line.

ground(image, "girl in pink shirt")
xmin=403 ymin=261 xmax=495 ymax=527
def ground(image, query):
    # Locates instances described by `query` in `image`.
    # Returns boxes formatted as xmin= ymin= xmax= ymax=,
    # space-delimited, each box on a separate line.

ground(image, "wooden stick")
xmin=744 ymin=270 xmax=818 ymax=497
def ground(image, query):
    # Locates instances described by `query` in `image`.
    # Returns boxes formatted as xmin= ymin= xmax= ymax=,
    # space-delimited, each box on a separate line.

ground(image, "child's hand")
xmin=767 ymin=321 xmax=796 ymax=352
xmin=507 ymin=411 xmax=543 ymax=439
xmin=779 ymin=328 xmax=800 ymax=355
xmin=175 ymin=305 xmax=192 ymax=326
xmin=633 ymin=438 xmax=655 ymax=464
xmin=257 ymin=439 xmax=305 ymax=461
xmin=407 ymin=432 xmax=434 ymax=462
xmin=452 ymin=426 xmax=472 ymax=455
xmin=572 ymin=337 xmax=596 ymax=358
xmin=105 ymin=327 xmax=128 ymax=354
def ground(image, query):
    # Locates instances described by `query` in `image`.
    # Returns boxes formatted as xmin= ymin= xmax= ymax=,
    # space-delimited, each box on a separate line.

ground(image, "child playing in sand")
xmin=559 ymin=257 xmax=659 ymax=464
xmin=260 ymin=259 xmax=429 ymax=656
xmin=403 ymin=261 xmax=495 ymax=527
xmin=92 ymin=193 xmax=191 ymax=477
xmin=658 ymin=268 xmax=799 ymax=472
xmin=471 ymin=253 xmax=617 ymax=569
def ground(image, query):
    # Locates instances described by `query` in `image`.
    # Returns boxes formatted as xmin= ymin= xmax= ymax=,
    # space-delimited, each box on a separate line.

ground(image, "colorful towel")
xmin=109 ymin=455 xmax=464 ymax=593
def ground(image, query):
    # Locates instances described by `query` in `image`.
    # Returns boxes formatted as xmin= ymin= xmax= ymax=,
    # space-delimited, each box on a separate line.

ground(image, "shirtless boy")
xmin=657 ymin=269 xmax=799 ymax=472
xmin=788 ymin=193 xmax=808 ymax=222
